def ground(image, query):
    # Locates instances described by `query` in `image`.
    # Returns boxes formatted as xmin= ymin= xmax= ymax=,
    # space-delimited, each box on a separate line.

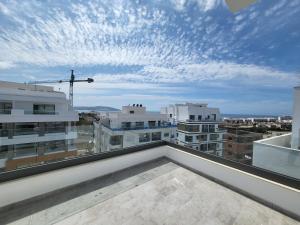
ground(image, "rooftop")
xmin=0 ymin=157 xmax=298 ymax=225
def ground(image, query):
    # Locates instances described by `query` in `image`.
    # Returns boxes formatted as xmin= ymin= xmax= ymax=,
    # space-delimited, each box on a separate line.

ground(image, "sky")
xmin=0 ymin=0 xmax=299 ymax=115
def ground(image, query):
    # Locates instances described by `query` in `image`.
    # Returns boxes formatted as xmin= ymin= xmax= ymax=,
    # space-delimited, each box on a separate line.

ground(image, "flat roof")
xmin=1 ymin=158 xmax=297 ymax=225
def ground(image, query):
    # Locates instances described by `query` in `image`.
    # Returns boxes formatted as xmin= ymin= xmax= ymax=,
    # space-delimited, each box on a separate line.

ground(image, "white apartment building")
xmin=0 ymin=81 xmax=79 ymax=171
xmin=161 ymin=103 xmax=225 ymax=156
xmin=253 ymin=87 xmax=300 ymax=179
xmin=94 ymin=105 xmax=176 ymax=152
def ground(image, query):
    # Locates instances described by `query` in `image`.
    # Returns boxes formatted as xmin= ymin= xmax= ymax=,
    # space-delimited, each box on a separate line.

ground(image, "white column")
xmin=291 ymin=87 xmax=300 ymax=149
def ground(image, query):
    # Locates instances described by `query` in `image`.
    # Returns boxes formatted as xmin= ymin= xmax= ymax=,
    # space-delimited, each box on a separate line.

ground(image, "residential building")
xmin=253 ymin=86 xmax=300 ymax=179
xmin=224 ymin=128 xmax=263 ymax=164
xmin=161 ymin=103 xmax=225 ymax=156
xmin=0 ymin=81 xmax=79 ymax=171
xmin=94 ymin=104 xmax=175 ymax=152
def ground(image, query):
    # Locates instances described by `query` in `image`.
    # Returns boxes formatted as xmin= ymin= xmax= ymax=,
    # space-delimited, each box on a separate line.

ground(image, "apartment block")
xmin=224 ymin=128 xmax=263 ymax=164
xmin=0 ymin=81 xmax=79 ymax=171
xmin=94 ymin=105 xmax=176 ymax=152
xmin=161 ymin=103 xmax=225 ymax=156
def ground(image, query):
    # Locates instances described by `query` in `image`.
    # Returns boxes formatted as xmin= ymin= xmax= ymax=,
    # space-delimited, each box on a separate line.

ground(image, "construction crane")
xmin=28 ymin=70 xmax=94 ymax=107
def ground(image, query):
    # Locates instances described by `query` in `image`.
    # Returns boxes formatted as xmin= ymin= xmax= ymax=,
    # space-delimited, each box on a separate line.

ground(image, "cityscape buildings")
xmin=0 ymin=81 xmax=78 ymax=171
xmin=161 ymin=103 xmax=225 ymax=156
xmin=94 ymin=105 xmax=175 ymax=152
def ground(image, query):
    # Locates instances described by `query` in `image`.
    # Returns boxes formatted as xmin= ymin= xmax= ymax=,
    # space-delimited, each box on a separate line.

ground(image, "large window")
xmin=185 ymin=135 xmax=193 ymax=142
xmin=200 ymin=144 xmax=207 ymax=151
xmin=0 ymin=146 xmax=8 ymax=159
xmin=208 ymin=143 xmax=217 ymax=151
xmin=14 ymin=143 xmax=37 ymax=158
xmin=135 ymin=122 xmax=144 ymax=129
xmin=197 ymin=134 xmax=207 ymax=142
xmin=14 ymin=123 xmax=38 ymax=136
xmin=177 ymin=124 xmax=199 ymax=132
xmin=46 ymin=122 xmax=66 ymax=133
xmin=202 ymin=125 xmax=209 ymax=133
xmin=110 ymin=135 xmax=123 ymax=146
xmin=148 ymin=121 xmax=156 ymax=128
xmin=152 ymin=132 xmax=161 ymax=141
xmin=0 ymin=102 xmax=12 ymax=114
xmin=209 ymin=125 xmax=215 ymax=132
xmin=33 ymin=104 xmax=55 ymax=114
xmin=139 ymin=133 xmax=150 ymax=143
xmin=210 ymin=134 xmax=219 ymax=141
xmin=189 ymin=115 xmax=195 ymax=120
xmin=121 ymin=122 xmax=131 ymax=130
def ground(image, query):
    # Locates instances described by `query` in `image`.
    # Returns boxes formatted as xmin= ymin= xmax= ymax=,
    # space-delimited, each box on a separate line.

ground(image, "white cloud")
xmin=0 ymin=61 xmax=15 ymax=70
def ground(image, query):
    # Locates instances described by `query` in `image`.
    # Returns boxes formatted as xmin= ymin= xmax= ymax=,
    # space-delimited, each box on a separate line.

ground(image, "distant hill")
xmin=74 ymin=106 xmax=120 ymax=112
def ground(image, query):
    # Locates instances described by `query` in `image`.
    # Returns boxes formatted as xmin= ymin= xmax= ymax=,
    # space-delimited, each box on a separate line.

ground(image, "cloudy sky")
xmin=0 ymin=0 xmax=299 ymax=115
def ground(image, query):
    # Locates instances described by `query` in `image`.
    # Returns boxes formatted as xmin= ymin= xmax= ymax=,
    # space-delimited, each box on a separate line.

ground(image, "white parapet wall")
xmin=253 ymin=133 xmax=300 ymax=179
xmin=0 ymin=145 xmax=299 ymax=218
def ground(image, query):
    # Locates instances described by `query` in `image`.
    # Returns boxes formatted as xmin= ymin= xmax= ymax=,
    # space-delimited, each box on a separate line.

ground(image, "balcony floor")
xmin=1 ymin=158 xmax=298 ymax=225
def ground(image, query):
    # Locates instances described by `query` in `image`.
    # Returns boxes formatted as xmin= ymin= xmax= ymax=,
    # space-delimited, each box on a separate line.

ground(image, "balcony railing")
xmin=103 ymin=124 xmax=176 ymax=131
xmin=0 ymin=109 xmax=11 ymax=114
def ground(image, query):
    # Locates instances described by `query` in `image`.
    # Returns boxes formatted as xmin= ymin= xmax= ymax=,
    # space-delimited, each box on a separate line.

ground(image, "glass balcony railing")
xmin=0 ymin=109 xmax=11 ymax=114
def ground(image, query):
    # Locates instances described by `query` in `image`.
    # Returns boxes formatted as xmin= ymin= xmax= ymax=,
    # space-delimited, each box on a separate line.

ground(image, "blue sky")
xmin=0 ymin=0 xmax=299 ymax=115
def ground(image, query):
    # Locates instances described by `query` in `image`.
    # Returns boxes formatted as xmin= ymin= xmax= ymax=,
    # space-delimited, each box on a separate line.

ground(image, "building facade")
xmin=161 ymin=103 xmax=225 ymax=156
xmin=94 ymin=105 xmax=176 ymax=152
xmin=253 ymin=86 xmax=300 ymax=179
xmin=0 ymin=81 xmax=79 ymax=171
xmin=224 ymin=128 xmax=263 ymax=164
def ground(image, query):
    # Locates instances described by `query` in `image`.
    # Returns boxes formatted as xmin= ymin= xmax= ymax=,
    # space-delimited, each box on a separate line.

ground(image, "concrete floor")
xmin=1 ymin=158 xmax=299 ymax=225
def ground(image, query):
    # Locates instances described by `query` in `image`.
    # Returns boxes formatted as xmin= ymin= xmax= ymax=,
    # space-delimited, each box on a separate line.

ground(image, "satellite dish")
xmin=225 ymin=0 xmax=257 ymax=13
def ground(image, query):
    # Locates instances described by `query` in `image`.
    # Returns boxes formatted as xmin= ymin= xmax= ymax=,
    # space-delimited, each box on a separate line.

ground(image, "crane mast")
xmin=28 ymin=70 xmax=94 ymax=108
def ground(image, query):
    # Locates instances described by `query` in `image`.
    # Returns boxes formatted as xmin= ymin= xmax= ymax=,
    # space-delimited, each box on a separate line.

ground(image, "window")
xmin=187 ymin=125 xmax=199 ymax=132
xmin=212 ymin=114 xmax=216 ymax=121
xmin=129 ymin=110 xmax=134 ymax=114
xmin=202 ymin=125 xmax=209 ymax=132
xmin=200 ymin=144 xmax=207 ymax=151
xmin=164 ymin=132 xmax=169 ymax=137
xmin=185 ymin=135 xmax=193 ymax=142
xmin=110 ymin=135 xmax=123 ymax=145
xmin=14 ymin=143 xmax=37 ymax=158
xmin=158 ymin=121 xmax=161 ymax=127
xmin=189 ymin=115 xmax=195 ymax=120
xmin=135 ymin=122 xmax=144 ymax=129
xmin=45 ymin=140 xmax=66 ymax=153
xmin=148 ymin=121 xmax=156 ymax=128
xmin=209 ymin=125 xmax=215 ymax=132
xmin=197 ymin=134 xmax=207 ymax=141
xmin=0 ymin=102 xmax=12 ymax=114
xmin=177 ymin=124 xmax=199 ymax=132
xmin=210 ymin=134 xmax=219 ymax=141
xmin=139 ymin=133 xmax=150 ymax=143
xmin=33 ymin=104 xmax=55 ymax=114
xmin=169 ymin=114 xmax=172 ymax=118
xmin=121 ymin=122 xmax=131 ymax=130
xmin=14 ymin=123 xmax=38 ymax=135
xmin=198 ymin=115 xmax=202 ymax=121
xmin=152 ymin=132 xmax=161 ymax=141
xmin=228 ymin=144 xmax=232 ymax=148
xmin=208 ymin=143 xmax=217 ymax=151
xmin=0 ymin=145 xmax=8 ymax=159
xmin=46 ymin=122 xmax=66 ymax=133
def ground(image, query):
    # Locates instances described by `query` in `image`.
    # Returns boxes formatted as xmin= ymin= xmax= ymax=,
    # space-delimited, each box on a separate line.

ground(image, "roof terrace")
xmin=0 ymin=143 xmax=299 ymax=224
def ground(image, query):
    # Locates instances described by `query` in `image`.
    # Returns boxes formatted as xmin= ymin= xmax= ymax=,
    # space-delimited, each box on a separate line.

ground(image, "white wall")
xmin=165 ymin=146 xmax=300 ymax=218
xmin=253 ymin=137 xmax=300 ymax=179
xmin=292 ymin=87 xmax=300 ymax=149
xmin=0 ymin=145 xmax=299 ymax=218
